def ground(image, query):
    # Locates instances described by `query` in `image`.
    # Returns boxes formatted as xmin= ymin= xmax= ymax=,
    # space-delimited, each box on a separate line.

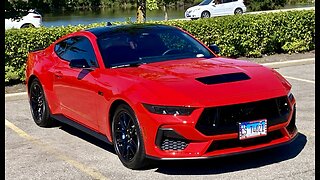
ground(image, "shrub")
xmin=5 ymin=10 xmax=315 ymax=84
xmin=244 ymin=0 xmax=287 ymax=11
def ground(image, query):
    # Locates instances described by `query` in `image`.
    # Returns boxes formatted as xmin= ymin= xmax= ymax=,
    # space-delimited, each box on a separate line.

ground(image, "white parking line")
xmin=5 ymin=92 xmax=27 ymax=97
xmin=261 ymin=58 xmax=315 ymax=68
xmin=5 ymin=119 xmax=110 ymax=180
xmin=283 ymin=76 xmax=315 ymax=84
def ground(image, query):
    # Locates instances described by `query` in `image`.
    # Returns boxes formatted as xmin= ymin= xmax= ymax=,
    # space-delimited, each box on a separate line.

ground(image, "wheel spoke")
xmin=125 ymin=146 xmax=130 ymax=159
xmin=31 ymin=87 xmax=38 ymax=97
xmin=128 ymin=140 xmax=137 ymax=154
xmin=120 ymin=114 xmax=127 ymax=130
xmin=31 ymin=96 xmax=37 ymax=103
xmin=118 ymin=143 xmax=125 ymax=156
xmin=115 ymin=129 xmax=123 ymax=133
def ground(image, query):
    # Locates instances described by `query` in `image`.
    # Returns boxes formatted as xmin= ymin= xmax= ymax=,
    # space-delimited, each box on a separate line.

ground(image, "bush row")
xmin=5 ymin=10 xmax=315 ymax=83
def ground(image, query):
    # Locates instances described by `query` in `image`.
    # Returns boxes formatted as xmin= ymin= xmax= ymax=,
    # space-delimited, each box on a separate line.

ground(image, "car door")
xmin=52 ymin=36 xmax=101 ymax=130
xmin=209 ymin=0 xmax=227 ymax=17
xmin=222 ymin=0 xmax=236 ymax=15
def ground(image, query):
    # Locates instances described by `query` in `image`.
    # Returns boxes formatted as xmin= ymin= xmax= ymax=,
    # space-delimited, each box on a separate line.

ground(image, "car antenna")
xmin=106 ymin=22 xmax=112 ymax=26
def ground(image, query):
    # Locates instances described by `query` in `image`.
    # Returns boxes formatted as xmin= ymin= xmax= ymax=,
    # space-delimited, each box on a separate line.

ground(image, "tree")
xmin=244 ymin=0 xmax=287 ymax=11
xmin=5 ymin=0 xmax=31 ymax=19
xmin=137 ymin=0 xmax=146 ymax=23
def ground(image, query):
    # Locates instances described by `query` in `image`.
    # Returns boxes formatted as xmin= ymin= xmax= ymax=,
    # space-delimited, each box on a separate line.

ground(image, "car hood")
xmin=186 ymin=6 xmax=204 ymax=11
xmin=105 ymin=57 xmax=290 ymax=107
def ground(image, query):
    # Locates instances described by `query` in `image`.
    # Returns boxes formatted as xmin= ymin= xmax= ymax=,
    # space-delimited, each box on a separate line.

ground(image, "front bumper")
xmin=185 ymin=11 xmax=201 ymax=19
xmin=136 ymin=95 xmax=298 ymax=159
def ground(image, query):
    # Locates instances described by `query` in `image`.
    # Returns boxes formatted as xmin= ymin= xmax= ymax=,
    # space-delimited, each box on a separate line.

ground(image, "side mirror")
xmin=69 ymin=59 xmax=91 ymax=69
xmin=209 ymin=44 xmax=220 ymax=54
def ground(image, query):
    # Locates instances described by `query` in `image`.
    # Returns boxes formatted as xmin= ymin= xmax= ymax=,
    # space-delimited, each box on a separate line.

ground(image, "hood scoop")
xmin=196 ymin=72 xmax=250 ymax=85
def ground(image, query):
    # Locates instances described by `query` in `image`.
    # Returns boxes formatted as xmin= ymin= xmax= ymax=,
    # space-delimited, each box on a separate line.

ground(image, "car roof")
xmin=85 ymin=24 xmax=178 ymax=38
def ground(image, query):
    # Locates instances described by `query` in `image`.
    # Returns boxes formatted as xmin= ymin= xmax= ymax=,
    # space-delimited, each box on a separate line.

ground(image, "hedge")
xmin=5 ymin=10 xmax=315 ymax=83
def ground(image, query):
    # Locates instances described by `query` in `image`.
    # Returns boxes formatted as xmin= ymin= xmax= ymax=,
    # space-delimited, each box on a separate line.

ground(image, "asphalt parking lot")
xmin=5 ymin=63 xmax=315 ymax=180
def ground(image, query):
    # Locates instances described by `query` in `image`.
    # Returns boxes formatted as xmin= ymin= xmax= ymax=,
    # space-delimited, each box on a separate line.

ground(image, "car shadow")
xmin=56 ymin=122 xmax=306 ymax=174
xmin=154 ymin=133 xmax=307 ymax=175
xmin=58 ymin=123 xmax=116 ymax=154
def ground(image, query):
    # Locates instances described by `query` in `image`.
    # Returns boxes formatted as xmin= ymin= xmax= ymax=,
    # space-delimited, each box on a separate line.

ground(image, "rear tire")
xmin=29 ymin=78 xmax=54 ymax=127
xmin=112 ymin=104 xmax=149 ymax=169
xmin=201 ymin=11 xmax=211 ymax=18
xmin=234 ymin=8 xmax=243 ymax=15
xmin=21 ymin=23 xmax=35 ymax=28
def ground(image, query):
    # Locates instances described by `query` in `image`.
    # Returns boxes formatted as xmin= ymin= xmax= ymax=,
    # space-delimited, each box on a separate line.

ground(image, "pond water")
xmin=41 ymin=4 xmax=314 ymax=27
xmin=42 ymin=7 xmax=186 ymax=27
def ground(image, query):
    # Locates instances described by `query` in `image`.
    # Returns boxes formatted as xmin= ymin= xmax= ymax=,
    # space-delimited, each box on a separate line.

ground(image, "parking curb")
xmin=5 ymin=58 xmax=315 ymax=97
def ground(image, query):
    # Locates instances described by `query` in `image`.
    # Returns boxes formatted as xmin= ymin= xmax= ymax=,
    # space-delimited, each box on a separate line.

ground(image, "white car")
xmin=5 ymin=9 xmax=42 ymax=30
xmin=185 ymin=0 xmax=247 ymax=19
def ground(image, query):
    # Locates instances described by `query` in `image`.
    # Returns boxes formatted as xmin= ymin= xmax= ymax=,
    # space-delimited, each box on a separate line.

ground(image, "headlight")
xmin=288 ymin=91 xmax=294 ymax=102
xmin=142 ymin=103 xmax=195 ymax=116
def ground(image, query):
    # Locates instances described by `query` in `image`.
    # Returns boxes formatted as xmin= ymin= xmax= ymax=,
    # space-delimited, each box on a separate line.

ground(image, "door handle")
xmin=54 ymin=71 xmax=63 ymax=79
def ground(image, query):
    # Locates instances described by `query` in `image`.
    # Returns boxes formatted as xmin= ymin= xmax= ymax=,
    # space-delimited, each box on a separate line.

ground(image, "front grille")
xmin=196 ymin=96 xmax=291 ymax=136
xmin=161 ymin=139 xmax=188 ymax=151
xmin=206 ymin=130 xmax=284 ymax=152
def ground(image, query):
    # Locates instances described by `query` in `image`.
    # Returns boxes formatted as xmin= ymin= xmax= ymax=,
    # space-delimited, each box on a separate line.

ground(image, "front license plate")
xmin=239 ymin=119 xmax=267 ymax=140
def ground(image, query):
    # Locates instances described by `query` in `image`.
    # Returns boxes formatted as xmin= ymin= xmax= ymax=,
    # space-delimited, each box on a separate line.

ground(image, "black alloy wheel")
xmin=29 ymin=79 xmax=52 ymax=127
xmin=112 ymin=104 xmax=148 ymax=169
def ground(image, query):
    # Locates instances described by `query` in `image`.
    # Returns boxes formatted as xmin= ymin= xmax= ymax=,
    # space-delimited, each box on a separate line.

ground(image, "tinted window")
xmin=199 ymin=0 xmax=213 ymax=5
xmin=97 ymin=27 xmax=215 ymax=68
xmin=222 ymin=0 xmax=234 ymax=3
xmin=54 ymin=36 xmax=98 ymax=67
xmin=54 ymin=38 xmax=77 ymax=57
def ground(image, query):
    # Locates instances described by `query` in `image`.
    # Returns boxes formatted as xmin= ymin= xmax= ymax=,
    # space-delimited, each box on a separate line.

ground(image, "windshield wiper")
xmin=111 ymin=61 xmax=146 ymax=69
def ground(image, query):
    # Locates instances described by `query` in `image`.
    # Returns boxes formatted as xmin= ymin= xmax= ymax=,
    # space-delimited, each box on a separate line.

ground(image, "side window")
xmin=54 ymin=38 xmax=77 ymax=57
xmin=222 ymin=0 xmax=234 ymax=3
xmin=159 ymin=32 xmax=201 ymax=54
xmin=54 ymin=36 xmax=98 ymax=67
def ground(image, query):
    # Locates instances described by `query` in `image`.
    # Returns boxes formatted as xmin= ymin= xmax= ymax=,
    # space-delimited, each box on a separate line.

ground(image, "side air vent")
xmin=196 ymin=72 xmax=250 ymax=85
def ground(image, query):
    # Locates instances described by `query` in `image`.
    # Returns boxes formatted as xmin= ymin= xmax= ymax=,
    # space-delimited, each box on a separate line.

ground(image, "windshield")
xmin=199 ymin=0 xmax=212 ymax=5
xmin=98 ymin=26 xmax=215 ymax=68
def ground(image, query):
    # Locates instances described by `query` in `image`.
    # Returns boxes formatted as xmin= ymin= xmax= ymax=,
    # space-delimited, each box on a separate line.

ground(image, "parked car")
xmin=185 ymin=0 xmax=247 ymax=19
xmin=26 ymin=24 xmax=298 ymax=169
xmin=5 ymin=9 xmax=42 ymax=30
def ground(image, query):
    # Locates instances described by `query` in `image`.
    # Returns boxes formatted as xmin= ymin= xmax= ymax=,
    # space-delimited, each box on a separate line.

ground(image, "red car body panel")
xmin=25 ymin=25 xmax=297 ymax=160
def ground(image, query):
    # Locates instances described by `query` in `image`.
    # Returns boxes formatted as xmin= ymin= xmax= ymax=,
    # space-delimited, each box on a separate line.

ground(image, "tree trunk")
xmin=137 ymin=0 xmax=146 ymax=23
xmin=164 ymin=4 xmax=168 ymax=21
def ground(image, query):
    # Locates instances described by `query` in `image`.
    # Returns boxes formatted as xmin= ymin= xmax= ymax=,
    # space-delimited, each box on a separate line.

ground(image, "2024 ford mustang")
xmin=26 ymin=24 xmax=298 ymax=169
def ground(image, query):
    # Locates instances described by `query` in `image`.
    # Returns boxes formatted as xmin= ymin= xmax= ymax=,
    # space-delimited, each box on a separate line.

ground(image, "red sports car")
xmin=26 ymin=24 xmax=298 ymax=169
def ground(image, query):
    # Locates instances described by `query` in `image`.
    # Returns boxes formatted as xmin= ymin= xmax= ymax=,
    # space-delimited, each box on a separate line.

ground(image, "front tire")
xmin=112 ymin=104 xmax=148 ymax=169
xmin=201 ymin=11 xmax=211 ymax=18
xmin=29 ymin=78 xmax=53 ymax=127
